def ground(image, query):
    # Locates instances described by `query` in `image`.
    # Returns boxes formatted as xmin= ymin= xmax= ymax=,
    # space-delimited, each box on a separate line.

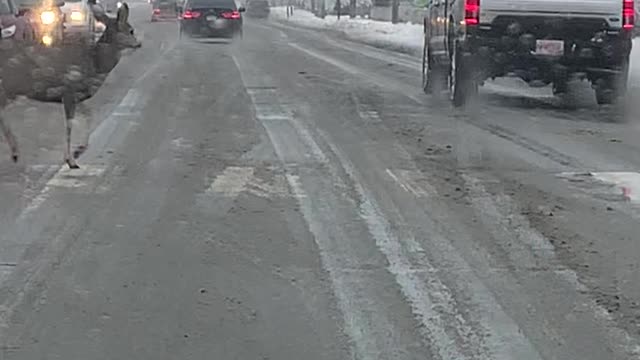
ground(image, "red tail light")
xmin=182 ymin=9 xmax=201 ymax=19
xmin=623 ymin=0 xmax=635 ymax=30
xmin=153 ymin=8 xmax=160 ymax=13
xmin=465 ymin=0 xmax=480 ymax=26
xmin=221 ymin=10 xmax=241 ymax=19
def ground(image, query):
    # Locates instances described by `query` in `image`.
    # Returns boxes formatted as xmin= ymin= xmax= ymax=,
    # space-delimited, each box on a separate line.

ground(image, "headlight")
xmin=117 ymin=1 xmax=122 ymax=8
xmin=1 ymin=24 xmax=16 ymax=38
xmin=70 ymin=11 xmax=84 ymax=21
xmin=40 ymin=10 xmax=57 ymax=25
xmin=42 ymin=34 xmax=53 ymax=46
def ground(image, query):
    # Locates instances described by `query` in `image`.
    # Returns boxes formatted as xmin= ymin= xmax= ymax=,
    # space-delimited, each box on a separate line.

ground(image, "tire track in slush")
xmin=234 ymin=52 xmax=544 ymax=360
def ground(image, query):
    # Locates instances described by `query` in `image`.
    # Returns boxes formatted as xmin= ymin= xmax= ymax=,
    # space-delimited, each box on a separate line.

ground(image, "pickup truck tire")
xmin=595 ymin=61 xmax=629 ymax=105
xmin=422 ymin=44 xmax=447 ymax=94
xmin=449 ymin=43 xmax=477 ymax=107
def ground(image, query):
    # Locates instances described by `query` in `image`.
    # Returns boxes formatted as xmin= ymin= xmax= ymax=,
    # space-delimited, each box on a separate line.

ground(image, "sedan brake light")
xmin=221 ymin=10 xmax=241 ymax=19
xmin=182 ymin=9 xmax=201 ymax=19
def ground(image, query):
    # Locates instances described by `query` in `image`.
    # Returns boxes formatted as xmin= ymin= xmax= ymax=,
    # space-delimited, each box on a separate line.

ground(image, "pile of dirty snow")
xmin=270 ymin=7 xmax=423 ymax=55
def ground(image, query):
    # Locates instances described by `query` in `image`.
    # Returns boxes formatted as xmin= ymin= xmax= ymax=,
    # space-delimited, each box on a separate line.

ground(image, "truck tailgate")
xmin=482 ymin=0 xmax=621 ymax=16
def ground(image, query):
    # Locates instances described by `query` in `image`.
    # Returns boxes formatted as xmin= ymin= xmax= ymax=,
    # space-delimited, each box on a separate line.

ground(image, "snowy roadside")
xmin=271 ymin=6 xmax=640 ymax=88
xmin=270 ymin=7 xmax=423 ymax=56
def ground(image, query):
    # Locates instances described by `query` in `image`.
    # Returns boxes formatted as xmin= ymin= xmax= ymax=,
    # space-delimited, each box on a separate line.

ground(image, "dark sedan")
xmin=179 ymin=0 xmax=244 ymax=39
xmin=151 ymin=0 xmax=179 ymax=21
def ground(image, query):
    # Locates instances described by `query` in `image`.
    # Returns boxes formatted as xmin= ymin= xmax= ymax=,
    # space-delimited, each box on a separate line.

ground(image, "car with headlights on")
xmin=179 ymin=0 xmax=244 ymax=39
xmin=60 ymin=0 xmax=99 ymax=45
xmin=14 ymin=0 xmax=65 ymax=46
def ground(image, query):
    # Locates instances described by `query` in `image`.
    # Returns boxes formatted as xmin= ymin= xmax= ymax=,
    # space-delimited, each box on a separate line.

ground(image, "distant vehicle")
xmin=61 ymin=0 xmax=99 ymax=45
xmin=245 ymin=0 xmax=269 ymax=18
xmin=100 ymin=0 xmax=121 ymax=13
xmin=422 ymin=0 xmax=635 ymax=106
xmin=151 ymin=0 xmax=178 ymax=21
xmin=179 ymin=0 xmax=245 ymax=38
xmin=14 ymin=0 xmax=65 ymax=46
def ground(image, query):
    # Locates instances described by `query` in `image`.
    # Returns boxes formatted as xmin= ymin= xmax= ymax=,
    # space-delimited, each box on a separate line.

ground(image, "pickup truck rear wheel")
xmin=449 ymin=43 xmax=477 ymax=107
xmin=595 ymin=62 xmax=629 ymax=105
xmin=422 ymin=44 xmax=447 ymax=94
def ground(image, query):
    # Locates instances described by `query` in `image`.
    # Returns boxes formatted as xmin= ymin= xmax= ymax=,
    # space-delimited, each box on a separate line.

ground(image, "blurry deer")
xmin=0 ymin=2 xmax=141 ymax=169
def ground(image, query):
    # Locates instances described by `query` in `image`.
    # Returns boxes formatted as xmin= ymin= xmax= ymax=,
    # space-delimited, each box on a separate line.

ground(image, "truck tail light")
xmin=465 ymin=0 xmax=480 ymax=26
xmin=623 ymin=0 xmax=635 ymax=30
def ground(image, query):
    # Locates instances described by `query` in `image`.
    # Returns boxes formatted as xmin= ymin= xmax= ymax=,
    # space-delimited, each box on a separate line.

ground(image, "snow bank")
xmin=271 ymin=7 xmax=423 ymax=55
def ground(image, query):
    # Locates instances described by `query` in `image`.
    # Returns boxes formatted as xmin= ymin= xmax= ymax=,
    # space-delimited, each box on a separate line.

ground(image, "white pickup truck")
xmin=422 ymin=0 xmax=635 ymax=106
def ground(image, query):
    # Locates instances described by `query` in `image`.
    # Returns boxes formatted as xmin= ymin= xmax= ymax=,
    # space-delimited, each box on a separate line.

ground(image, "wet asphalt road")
xmin=2 ymin=2 xmax=640 ymax=359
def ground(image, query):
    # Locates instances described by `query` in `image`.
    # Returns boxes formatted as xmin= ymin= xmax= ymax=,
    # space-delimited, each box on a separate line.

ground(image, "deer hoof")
xmin=73 ymin=145 xmax=87 ymax=159
xmin=65 ymin=159 xmax=80 ymax=169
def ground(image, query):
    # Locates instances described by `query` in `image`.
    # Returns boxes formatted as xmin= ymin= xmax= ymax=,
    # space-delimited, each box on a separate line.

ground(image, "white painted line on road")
xmin=236 ymin=51 xmax=538 ymax=359
xmin=245 ymin=87 xmax=328 ymax=164
xmin=246 ymin=175 xmax=289 ymax=198
xmin=237 ymin=56 xmax=409 ymax=359
xmin=463 ymin=173 xmax=640 ymax=359
xmin=20 ymin=186 xmax=52 ymax=218
xmin=385 ymin=169 xmax=432 ymax=197
xmin=283 ymin=174 xmax=306 ymax=199
xmin=19 ymin=165 xmax=107 ymax=218
xmin=323 ymin=36 xmax=419 ymax=70
xmin=17 ymin=83 xmax=154 ymax=218
xmin=111 ymin=89 xmax=140 ymax=115
xmin=46 ymin=166 xmax=106 ymax=188
xmin=119 ymin=88 xmax=140 ymax=109
xmin=319 ymin=130 xmax=543 ymax=360
xmin=284 ymin=171 xmax=395 ymax=360
xmin=137 ymin=42 xmax=178 ymax=83
xmin=591 ymin=172 xmax=640 ymax=203
xmin=288 ymin=43 xmax=423 ymax=103
xmin=205 ymin=166 xmax=255 ymax=197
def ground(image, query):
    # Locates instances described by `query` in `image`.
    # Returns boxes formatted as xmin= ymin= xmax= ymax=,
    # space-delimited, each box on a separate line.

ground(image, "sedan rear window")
xmin=188 ymin=0 xmax=236 ymax=8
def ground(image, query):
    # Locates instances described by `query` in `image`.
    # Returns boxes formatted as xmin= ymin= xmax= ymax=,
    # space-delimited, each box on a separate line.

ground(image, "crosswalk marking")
xmin=205 ymin=166 xmax=255 ymax=197
xmin=386 ymin=169 xmax=434 ymax=198
xmin=558 ymin=171 xmax=640 ymax=204
xmin=591 ymin=172 xmax=640 ymax=203
xmin=46 ymin=166 xmax=106 ymax=188
xmin=19 ymin=165 xmax=107 ymax=219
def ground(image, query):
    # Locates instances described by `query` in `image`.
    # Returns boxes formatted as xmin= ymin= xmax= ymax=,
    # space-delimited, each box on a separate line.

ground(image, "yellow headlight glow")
xmin=40 ymin=10 xmax=57 ymax=25
xmin=70 ymin=11 xmax=84 ymax=21
xmin=42 ymin=35 xmax=53 ymax=46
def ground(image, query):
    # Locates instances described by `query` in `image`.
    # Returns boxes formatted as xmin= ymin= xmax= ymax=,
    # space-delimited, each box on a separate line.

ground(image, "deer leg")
xmin=72 ymin=102 xmax=91 ymax=159
xmin=0 ymin=112 xmax=18 ymax=163
xmin=63 ymin=91 xmax=80 ymax=169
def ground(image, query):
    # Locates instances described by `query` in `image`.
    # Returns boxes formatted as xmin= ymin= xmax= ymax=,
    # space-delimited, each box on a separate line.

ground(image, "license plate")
xmin=206 ymin=15 xmax=216 ymax=21
xmin=535 ymin=40 xmax=564 ymax=56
